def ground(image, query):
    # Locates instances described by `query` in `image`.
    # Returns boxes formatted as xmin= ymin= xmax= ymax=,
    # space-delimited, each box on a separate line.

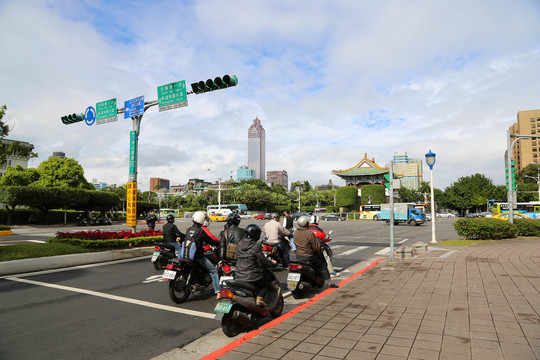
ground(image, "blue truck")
xmin=380 ymin=203 xmax=426 ymax=226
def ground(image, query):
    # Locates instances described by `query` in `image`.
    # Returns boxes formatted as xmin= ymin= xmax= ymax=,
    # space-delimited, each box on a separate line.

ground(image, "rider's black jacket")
xmin=235 ymin=236 xmax=276 ymax=282
xmin=162 ymin=223 xmax=185 ymax=243
xmin=218 ymin=224 xmax=245 ymax=260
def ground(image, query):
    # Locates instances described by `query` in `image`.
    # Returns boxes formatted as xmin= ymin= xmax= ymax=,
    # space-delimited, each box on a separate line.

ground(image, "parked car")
xmin=479 ymin=212 xmax=492 ymax=218
xmin=209 ymin=213 xmax=227 ymax=222
xmin=491 ymin=212 xmax=529 ymax=221
xmin=425 ymin=214 xmax=432 ymax=221
xmin=321 ymin=214 xmax=345 ymax=221
xmin=253 ymin=213 xmax=268 ymax=220
xmin=465 ymin=213 xmax=479 ymax=218
xmin=437 ymin=212 xmax=455 ymax=218
xmin=292 ymin=212 xmax=311 ymax=220
xmin=239 ymin=214 xmax=251 ymax=219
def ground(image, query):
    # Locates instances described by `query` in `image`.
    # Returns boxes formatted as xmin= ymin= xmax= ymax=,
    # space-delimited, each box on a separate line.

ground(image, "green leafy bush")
xmin=454 ymin=218 xmax=518 ymax=240
xmin=0 ymin=225 xmax=11 ymax=230
xmin=514 ymin=219 xmax=540 ymax=236
xmin=48 ymin=236 xmax=162 ymax=249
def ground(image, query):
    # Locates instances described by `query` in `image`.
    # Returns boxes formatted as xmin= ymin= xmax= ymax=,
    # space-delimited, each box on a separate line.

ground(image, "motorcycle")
xmin=214 ymin=268 xmax=284 ymax=337
xmin=287 ymin=230 xmax=333 ymax=299
xmin=260 ymin=234 xmax=291 ymax=267
xmin=151 ymin=241 xmax=178 ymax=270
xmin=162 ymin=245 xmax=221 ymax=304
xmin=76 ymin=215 xmax=87 ymax=226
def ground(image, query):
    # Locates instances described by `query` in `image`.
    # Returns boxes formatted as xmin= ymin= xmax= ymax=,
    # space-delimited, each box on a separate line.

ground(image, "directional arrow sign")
xmin=124 ymin=96 xmax=144 ymax=119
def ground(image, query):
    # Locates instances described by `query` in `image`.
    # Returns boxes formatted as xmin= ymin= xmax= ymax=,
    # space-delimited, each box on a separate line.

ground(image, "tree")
xmin=0 ymin=105 xmax=38 ymax=166
xmin=444 ymin=173 xmax=496 ymax=214
xmin=33 ymin=157 xmax=93 ymax=189
xmin=336 ymin=186 xmax=358 ymax=208
xmin=0 ymin=165 xmax=40 ymax=186
xmin=361 ymin=185 xmax=386 ymax=205
xmin=290 ymin=180 xmax=311 ymax=192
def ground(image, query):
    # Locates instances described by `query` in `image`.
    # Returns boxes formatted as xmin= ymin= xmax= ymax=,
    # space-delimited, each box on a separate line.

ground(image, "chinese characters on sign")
xmin=96 ymin=98 xmax=118 ymax=125
xmin=129 ymin=131 xmax=137 ymax=175
xmin=157 ymin=81 xmax=188 ymax=112
xmin=124 ymin=96 xmax=145 ymax=119
xmin=126 ymin=182 xmax=137 ymax=227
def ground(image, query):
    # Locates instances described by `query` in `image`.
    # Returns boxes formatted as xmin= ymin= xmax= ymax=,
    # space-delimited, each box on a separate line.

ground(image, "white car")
xmin=437 ymin=212 xmax=455 ymax=218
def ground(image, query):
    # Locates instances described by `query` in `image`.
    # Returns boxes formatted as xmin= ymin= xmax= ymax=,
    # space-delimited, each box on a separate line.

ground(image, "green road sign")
xmin=157 ymin=80 xmax=188 ymax=112
xmin=96 ymin=98 xmax=118 ymax=125
xmin=129 ymin=131 xmax=137 ymax=175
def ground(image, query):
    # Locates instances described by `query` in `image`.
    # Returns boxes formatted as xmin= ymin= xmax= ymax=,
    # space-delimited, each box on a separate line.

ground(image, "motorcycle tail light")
xmin=222 ymin=264 xmax=231 ymax=273
xmin=166 ymin=264 xmax=174 ymax=270
xmin=219 ymin=288 xmax=235 ymax=299
xmin=154 ymin=245 xmax=160 ymax=251
xmin=203 ymin=245 xmax=211 ymax=251
xmin=261 ymin=245 xmax=272 ymax=252
xmin=289 ymin=263 xmax=305 ymax=270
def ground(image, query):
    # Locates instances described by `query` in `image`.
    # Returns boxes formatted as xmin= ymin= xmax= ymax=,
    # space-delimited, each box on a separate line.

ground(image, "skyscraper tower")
xmin=248 ymin=117 xmax=266 ymax=181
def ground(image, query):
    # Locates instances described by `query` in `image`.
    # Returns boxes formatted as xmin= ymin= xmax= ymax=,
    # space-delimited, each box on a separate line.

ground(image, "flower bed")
xmin=55 ymin=229 xmax=162 ymax=240
xmin=49 ymin=229 xmax=164 ymax=249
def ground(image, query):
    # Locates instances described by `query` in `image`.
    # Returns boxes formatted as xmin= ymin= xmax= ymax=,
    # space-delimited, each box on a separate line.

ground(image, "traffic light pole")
xmin=507 ymin=131 xmax=540 ymax=224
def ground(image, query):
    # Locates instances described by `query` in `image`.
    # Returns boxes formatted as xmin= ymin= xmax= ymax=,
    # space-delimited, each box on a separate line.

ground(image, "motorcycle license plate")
xmin=287 ymin=272 xmax=301 ymax=290
xmin=151 ymin=251 xmax=160 ymax=262
xmin=214 ymin=301 xmax=233 ymax=313
xmin=219 ymin=276 xmax=234 ymax=286
xmin=162 ymin=270 xmax=176 ymax=280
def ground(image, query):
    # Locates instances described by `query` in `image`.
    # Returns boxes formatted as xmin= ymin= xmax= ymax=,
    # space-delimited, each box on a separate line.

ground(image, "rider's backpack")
xmin=181 ymin=227 xmax=199 ymax=260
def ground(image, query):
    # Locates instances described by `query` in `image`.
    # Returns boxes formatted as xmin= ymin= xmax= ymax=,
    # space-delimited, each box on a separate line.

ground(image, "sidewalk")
xmin=207 ymin=238 xmax=540 ymax=360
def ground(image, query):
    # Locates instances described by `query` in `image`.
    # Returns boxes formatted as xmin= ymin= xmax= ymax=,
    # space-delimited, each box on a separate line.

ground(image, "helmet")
xmin=193 ymin=211 xmax=207 ymax=225
xmin=297 ymin=215 xmax=311 ymax=227
xmin=310 ymin=215 xmax=319 ymax=225
xmin=166 ymin=214 xmax=175 ymax=223
xmin=227 ymin=213 xmax=241 ymax=226
xmin=270 ymin=213 xmax=280 ymax=220
xmin=244 ymin=224 xmax=262 ymax=241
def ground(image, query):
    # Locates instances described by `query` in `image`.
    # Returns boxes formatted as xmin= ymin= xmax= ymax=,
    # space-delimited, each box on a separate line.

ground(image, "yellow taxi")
xmin=491 ymin=212 xmax=529 ymax=221
xmin=208 ymin=213 xmax=227 ymax=222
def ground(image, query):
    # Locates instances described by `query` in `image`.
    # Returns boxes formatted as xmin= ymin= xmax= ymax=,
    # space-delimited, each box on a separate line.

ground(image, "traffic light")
xmin=61 ymin=113 xmax=84 ymax=125
xmin=511 ymin=160 xmax=516 ymax=191
xmin=191 ymin=75 xmax=238 ymax=94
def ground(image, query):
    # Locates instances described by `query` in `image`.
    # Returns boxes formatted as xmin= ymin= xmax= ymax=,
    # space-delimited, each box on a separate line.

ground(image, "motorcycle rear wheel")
xmin=168 ymin=274 xmax=191 ymax=303
xmin=270 ymin=294 xmax=284 ymax=318
xmin=291 ymin=290 xmax=302 ymax=299
xmin=153 ymin=255 xmax=168 ymax=270
xmin=221 ymin=310 xmax=242 ymax=337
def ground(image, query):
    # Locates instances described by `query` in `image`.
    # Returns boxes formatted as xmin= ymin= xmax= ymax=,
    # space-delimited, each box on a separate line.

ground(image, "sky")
xmin=1 ymin=0 xmax=540 ymax=192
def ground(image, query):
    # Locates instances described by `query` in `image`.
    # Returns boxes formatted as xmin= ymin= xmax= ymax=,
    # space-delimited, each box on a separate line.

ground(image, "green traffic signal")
xmin=191 ymin=74 xmax=238 ymax=94
xmin=61 ymin=113 xmax=84 ymax=125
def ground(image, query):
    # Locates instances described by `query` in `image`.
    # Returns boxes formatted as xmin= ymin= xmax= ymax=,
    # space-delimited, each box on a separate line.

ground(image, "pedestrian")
xmin=146 ymin=210 xmax=158 ymax=230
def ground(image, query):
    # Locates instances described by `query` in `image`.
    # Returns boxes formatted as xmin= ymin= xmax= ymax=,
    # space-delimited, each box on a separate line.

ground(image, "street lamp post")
xmin=425 ymin=150 xmax=437 ymax=244
xmin=525 ymin=168 xmax=540 ymax=201
xmin=296 ymin=187 xmax=301 ymax=212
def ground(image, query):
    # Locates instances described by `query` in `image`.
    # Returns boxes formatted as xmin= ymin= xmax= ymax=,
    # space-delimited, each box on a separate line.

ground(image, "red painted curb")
xmin=200 ymin=257 xmax=386 ymax=360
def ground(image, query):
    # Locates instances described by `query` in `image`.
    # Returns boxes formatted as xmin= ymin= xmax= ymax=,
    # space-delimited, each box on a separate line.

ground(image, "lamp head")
xmin=425 ymin=150 xmax=436 ymax=170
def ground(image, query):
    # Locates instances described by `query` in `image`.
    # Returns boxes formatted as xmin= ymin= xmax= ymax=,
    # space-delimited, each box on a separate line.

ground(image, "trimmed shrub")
xmin=454 ymin=218 xmax=518 ymax=240
xmin=514 ymin=219 xmax=540 ymax=236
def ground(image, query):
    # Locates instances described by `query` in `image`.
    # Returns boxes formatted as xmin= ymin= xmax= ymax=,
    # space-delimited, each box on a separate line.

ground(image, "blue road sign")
xmin=84 ymin=106 xmax=96 ymax=126
xmin=124 ymin=96 xmax=145 ymax=119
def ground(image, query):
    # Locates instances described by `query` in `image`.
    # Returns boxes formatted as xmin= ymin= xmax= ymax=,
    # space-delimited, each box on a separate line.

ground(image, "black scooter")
xmin=214 ymin=269 xmax=284 ymax=337
xmin=286 ymin=259 xmax=325 ymax=299
xmin=151 ymin=242 xmax=177 ymax=270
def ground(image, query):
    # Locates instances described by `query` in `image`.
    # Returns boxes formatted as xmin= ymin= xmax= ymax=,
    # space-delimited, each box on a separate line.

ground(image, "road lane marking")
xmin=5 ymin=277 xmax=215 ymax=319
xmin=336 ymin=246 xmax=368 ymax=257
xmin=375 ymin=247 xmax=390 ymax=255
xmin=398 ymin=238 xmax=409 ymax=244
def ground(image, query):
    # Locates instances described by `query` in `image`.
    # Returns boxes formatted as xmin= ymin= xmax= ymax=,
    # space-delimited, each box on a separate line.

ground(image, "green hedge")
xmin=454 ymin=218 xmax=519 ymax=240
xmin=48 ymin=235 xmax=162 ymax=249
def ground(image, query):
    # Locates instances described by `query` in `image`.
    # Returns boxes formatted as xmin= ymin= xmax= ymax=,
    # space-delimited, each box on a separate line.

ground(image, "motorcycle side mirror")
xmin=328 ymin=230 xmax=333 ymax=235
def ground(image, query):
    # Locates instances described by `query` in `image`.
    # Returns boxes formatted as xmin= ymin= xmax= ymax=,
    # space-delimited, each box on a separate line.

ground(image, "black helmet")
xmin=244 ymin=224 xmax=262 ymax=241
xmin=227 ymin=213 xmax=241 ymax=226
xmin=166 ymin=214 xmax=175 ymax=223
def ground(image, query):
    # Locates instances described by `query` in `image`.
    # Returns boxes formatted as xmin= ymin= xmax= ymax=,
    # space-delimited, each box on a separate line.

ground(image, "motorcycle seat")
xmin=161 ymin=243 xmax=177 ymax=252
xmin=226 ymin=279 xmax=258 ymax=292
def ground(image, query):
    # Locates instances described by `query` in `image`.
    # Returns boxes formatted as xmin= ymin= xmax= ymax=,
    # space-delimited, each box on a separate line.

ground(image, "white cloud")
xmin=1 ymin=0 xmax=540 ymax=192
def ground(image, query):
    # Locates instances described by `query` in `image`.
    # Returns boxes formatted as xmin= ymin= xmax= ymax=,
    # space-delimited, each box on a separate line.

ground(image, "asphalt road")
xmin=0 ymin=218 xmax=459 ymax=359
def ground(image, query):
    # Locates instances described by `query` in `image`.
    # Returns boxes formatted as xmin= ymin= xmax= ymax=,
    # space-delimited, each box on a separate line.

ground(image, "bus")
xmin=207 ymin=204 xmax=249 ymax=216
xmin=359 ymin=204 xmax=382 ymax=220
xmin=492 ymin=202 xmax=540 ymax=219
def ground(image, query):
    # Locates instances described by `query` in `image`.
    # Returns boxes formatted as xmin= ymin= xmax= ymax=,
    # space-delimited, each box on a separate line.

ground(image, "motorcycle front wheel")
xmin=168 ymin=273 xmax=191 ymax=304
xmin=270 ymin=294 xmax=284 ymax=318
xmin=221 ymin=308 xmax=242 ymax=337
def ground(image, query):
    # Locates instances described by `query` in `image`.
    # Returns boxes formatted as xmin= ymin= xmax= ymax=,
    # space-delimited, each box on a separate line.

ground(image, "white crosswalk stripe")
xmin=335 ymin=246 xmax=368 ymax=257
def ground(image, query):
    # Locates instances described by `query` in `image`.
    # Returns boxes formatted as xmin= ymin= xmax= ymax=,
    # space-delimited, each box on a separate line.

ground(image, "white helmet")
xmin=310 ymin=215 xmax=319 ymax=225
xmin=297 ymin=215 xmax=311 ymax=227
xmin=193 ymin=211 xmax=207 ymax=225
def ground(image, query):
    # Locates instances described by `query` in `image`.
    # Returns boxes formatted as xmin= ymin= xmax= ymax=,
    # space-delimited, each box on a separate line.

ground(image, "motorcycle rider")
xmin=309 ymin=215 xmax=339 ymax=278
xmin=146 ymin=210 xmax=158 ymax=230
xmin=293 ymin=215 xmax=338 ymax=288
xmin=162 ymin=214 xmax=185 ymax=258
xmin=233 ymin=223 xmax=277 ymax=305
xmin=263 ymin=213 xmax=292 ymax=268
xmin=218 ymin=213 xmax=245 ymax=261
xmin=185 ymin=211 xmax=222 ymax=295
xmin=282 ymin=210 xmax=296 ymax=251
